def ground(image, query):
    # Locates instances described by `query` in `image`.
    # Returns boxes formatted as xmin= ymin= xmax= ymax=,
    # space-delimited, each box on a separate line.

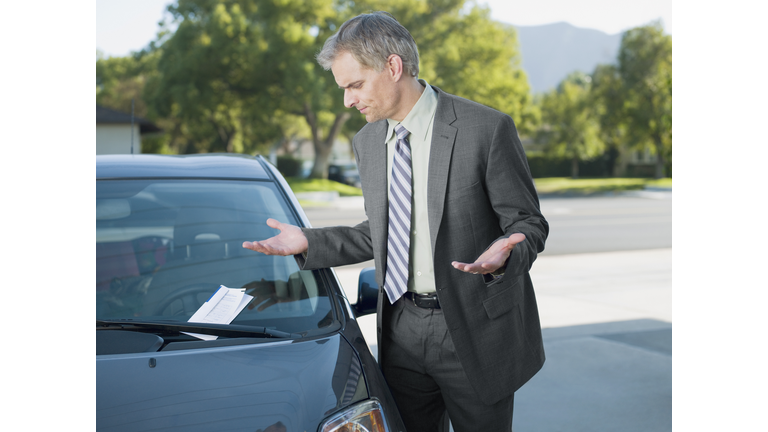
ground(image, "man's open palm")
xmin=242 ymin=218 xmax=308 ymax=256
xmin=451 ymin=233 xmax=526 ymax=275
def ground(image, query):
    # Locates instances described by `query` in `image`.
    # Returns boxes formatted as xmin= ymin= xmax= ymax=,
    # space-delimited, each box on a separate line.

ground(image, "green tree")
xmin=145 ymin=0 xmax=327 ymax=155
xmin=590 ymin=63 xmax=628 ymax=176
xmin=97 ymin=50 xmax=153 ymax=117
xmin=617 ymin=21 xmax=672 ymax=179
xmin=97 ymin=49 xmax=174 ymax=153
xmin=123 ymin=0 xmax=534 ymax=177
xmin=537 ymin=71 xmax=604 ymax=178
xmin=144 ymin=0 xmax=359 ymax=174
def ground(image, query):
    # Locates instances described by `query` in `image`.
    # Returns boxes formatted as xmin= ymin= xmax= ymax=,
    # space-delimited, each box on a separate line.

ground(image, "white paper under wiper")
xmin=185 ymin=286 xmax=253 ymax=340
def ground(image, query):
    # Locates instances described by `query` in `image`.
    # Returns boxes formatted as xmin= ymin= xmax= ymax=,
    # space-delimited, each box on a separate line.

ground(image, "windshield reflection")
xmin=96 ymin=179 xmax=333 ymax=334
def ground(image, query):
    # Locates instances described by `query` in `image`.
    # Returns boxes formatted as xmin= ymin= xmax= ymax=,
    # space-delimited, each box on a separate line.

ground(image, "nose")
xmin=344 ymin=89 xmax=357 ymax=109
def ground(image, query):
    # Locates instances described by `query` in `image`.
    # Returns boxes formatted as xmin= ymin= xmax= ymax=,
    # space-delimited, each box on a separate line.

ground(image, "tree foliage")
xmin=590 ymin=63 xmax=627 ymax=176
xmin=536 ymin=20 xmax=672 ymax=179
xmin=97 ymin=50 xmax=156 ymax=118
xmin=617 ymin=21 xmax=672 ymax=178
xmin=97 ymin=50 xmax=174 ymax=153
xmin=97 ymin=0 xmax=536 ymax=178
xmin=144 ymin=0 xmax=337 ymax=155
xmin=537 ymin=71 xmax=604 ymax=178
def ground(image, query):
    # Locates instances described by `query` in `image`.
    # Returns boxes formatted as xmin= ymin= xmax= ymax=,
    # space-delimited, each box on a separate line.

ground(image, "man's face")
xmin=331 ymin=51 xmax=400 ymax=123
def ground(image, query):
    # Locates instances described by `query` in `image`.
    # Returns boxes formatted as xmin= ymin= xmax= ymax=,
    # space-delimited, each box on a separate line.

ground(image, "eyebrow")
xmin=338 ymin=80 xmax=363 ymax=90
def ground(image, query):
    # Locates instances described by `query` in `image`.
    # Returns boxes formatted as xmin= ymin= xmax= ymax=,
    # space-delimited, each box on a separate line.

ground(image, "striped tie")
xmin=384 ymin=124 xmax=412 ymax=304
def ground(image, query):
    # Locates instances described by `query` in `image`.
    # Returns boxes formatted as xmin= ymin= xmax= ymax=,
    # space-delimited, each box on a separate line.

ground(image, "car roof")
xmin=96 ymin=154 xmax=271 ymax=180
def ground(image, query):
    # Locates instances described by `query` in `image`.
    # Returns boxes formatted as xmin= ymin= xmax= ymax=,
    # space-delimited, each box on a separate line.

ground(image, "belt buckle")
xmin=412 ymin=292 xmax=438 ymax=309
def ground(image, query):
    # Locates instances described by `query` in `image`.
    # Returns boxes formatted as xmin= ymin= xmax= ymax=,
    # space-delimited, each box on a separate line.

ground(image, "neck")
xmin=391 ymin=77 xmax=425 ymax=122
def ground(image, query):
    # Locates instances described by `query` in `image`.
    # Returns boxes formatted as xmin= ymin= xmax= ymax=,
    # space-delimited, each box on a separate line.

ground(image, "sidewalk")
xmin=332 ymin=248 xmax=672 ymax=432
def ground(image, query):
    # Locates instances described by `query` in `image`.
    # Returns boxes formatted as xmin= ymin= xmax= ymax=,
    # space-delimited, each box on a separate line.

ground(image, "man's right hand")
xmin=242 ymin=218 xmax=308 ymax=256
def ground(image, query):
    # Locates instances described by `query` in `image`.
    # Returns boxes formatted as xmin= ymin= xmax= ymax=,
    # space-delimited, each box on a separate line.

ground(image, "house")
xmin=96 ymin=105 xmax=161 ymax=154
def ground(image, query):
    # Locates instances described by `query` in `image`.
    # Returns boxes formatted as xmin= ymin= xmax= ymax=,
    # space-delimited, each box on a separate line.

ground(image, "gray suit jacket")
xmin=299 ymin=87 xmax=548 ymax=405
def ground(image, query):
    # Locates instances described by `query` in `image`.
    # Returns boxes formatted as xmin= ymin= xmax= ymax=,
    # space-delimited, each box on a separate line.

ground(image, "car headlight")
xmin=319 ymin=399 xmax=390 ymax=432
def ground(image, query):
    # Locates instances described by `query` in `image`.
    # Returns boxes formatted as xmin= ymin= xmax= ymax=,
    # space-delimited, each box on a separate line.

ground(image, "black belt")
xmin=403 ymin=291 xmax=441 ymax=309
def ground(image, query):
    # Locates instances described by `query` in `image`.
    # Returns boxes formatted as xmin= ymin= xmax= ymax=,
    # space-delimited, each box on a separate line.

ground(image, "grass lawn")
xmin=285 ymin=178 xmax=363 ymax=197
xmin=534 ymin=177 xmax=672 ymax=196
xmin=285 ymin=176 xmax=671 ymax=201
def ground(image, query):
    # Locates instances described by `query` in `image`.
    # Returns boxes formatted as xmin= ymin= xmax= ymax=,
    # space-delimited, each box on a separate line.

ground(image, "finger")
xmin=242 ymin=240 xmax=267 ymax=252
xmin=243 ymin=240 xmax=278 ymax=255
xmin=454 ymin=255 xmax=506 ymax=273
xmin=452 ymin=261 xmax=488 ymax=274
xmin=451 ymin=261 xmax=470 ymax=271
xmin=266 ymin=218 xmax=282 ymax=230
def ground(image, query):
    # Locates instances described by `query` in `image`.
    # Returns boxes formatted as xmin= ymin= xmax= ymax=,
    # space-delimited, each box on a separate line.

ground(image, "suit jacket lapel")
xmin=427 ymin=88 xmax=458 ymax=256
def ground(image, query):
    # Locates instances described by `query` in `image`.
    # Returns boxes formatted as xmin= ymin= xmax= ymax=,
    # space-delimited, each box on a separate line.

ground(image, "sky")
xmin=96 ymin=0 xmax=672 ymax=58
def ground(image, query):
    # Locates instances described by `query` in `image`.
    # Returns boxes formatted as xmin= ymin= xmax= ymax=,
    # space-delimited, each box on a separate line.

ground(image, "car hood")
xmin=96 ymin=333 xmax=365 ymax=431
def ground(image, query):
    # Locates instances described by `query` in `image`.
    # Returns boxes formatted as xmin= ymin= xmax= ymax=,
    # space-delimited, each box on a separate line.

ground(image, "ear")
xmin=385 ymin=54 xmax=405 ymax=82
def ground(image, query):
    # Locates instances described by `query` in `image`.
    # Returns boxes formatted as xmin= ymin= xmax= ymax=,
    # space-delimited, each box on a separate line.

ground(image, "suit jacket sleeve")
xmin=295 ymin=220 xmax=375 ymax=270
xmin=482 ymin=114 xmax=548 ymax=284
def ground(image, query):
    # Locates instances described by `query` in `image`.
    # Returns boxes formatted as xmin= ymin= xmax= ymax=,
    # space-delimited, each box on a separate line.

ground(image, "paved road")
xmin=538 ymin=191 xmax=671 ymax=255
xmin=302 ymin=191 xmax=672 ymax=256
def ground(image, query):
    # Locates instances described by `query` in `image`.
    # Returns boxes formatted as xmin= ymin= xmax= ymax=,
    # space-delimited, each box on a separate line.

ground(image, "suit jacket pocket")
xmin=482 ymin=277 xmax=522 ymax=320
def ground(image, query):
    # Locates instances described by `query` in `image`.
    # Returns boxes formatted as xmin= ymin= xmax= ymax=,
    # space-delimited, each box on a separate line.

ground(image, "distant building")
xmin=96 ymin=105 xmax=161 ymax=154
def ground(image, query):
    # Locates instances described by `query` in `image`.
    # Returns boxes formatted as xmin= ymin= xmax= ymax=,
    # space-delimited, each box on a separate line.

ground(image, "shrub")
xmin=276 ymin=156 xmax=303 ymax=177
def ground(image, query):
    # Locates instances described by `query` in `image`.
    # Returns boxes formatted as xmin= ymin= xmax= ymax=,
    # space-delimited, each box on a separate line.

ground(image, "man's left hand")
xmin=451 ymin=233 xmax=526 ymax=275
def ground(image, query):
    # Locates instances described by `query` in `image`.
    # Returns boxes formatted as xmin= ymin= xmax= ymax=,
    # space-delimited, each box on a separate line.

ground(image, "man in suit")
xmin=243 ymin=11 xmax=548 ymax=432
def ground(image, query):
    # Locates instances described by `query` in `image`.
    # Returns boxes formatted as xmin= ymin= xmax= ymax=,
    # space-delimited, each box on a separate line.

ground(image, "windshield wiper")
xmin=96 ymin=319 xmax=299 ymax=339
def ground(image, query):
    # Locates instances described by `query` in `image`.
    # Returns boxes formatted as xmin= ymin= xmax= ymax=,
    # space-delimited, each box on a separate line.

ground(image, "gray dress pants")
xmin=381 ymin=296 xmax=515 ymax=432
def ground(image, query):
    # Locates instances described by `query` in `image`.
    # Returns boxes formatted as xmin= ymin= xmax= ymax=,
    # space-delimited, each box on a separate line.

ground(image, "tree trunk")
xmin=310 ymin=144 xmax=333 ymax=179
xmin=209 ymin=115 xmax=235 ymax=153
xmin=653 ymin=136 xmax=666 ymax=179
xmin=571 ymin=156 xmax=579 ymax=179
xmin=268 ymin=137 xmax=285 ymax=166
xmin=613 ymin=143 xmax=629 ymax=177
xmin=303 ymin=103 xmax=351 ymax=179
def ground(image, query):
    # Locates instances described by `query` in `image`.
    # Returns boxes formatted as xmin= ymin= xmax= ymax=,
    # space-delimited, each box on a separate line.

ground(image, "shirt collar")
xmin=386 ymin=79 xmax=438 ymax=143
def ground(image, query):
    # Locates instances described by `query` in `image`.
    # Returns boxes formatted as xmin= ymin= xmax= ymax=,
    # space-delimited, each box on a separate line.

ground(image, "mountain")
xmin=509 ymin=22 xmax=623 ymax=94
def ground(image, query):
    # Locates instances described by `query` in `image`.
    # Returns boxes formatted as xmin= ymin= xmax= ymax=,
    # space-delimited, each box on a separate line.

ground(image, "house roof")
xmin=96 ymin=105 xmax=162 ymax=134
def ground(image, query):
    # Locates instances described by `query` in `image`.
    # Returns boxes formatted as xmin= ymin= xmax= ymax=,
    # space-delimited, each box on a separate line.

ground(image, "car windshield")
xmin=96 ymin=179 xmax=334 ymax=334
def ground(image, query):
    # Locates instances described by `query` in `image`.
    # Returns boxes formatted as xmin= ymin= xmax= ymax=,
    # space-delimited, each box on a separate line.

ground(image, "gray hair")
xmin=316 ymin=12 xmax=420 ymax=77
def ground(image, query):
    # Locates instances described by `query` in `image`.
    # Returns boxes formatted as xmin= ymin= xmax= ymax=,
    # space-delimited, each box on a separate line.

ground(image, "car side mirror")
xmin=354 ymin=267 xmax=378 ymax=317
